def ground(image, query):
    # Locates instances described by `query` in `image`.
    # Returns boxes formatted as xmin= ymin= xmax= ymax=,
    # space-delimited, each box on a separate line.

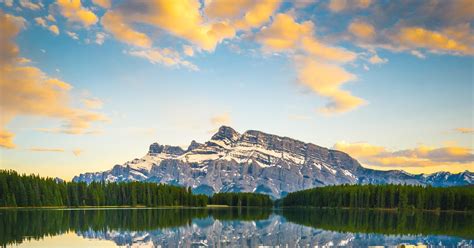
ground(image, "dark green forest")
xmin=280 ymin=208 xmax=474 ymax=239
xmin=0 ymin=170 xmax=208 ymax=207
xmin=209 ymin=192 xmax=273 ymax=207
xmin=0 ymin=170 xmax=272 ymax=207
xmin=281 ymin=184 xmax=474 ymax=211
xmin=0 ymin=208 xmax=272 ymax=246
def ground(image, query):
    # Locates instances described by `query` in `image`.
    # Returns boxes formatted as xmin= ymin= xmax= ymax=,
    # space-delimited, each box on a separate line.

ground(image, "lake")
xmin=1 ymin=208 xmax=473 ymax=247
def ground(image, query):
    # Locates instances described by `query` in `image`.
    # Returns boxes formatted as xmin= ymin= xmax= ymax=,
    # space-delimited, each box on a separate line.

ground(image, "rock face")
xmin=73 ymin=126 xmax=473 ymax=198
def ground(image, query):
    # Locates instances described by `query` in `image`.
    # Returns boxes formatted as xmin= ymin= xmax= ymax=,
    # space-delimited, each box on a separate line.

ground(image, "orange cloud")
xmin=210 ymin=112 xmax=231 ymax=126
xmin=92 ymin=0 xmax=110 ymax=8
xmin=48 ymin=25 xmax=59 ymax=35
xmin=29 ymin=147 xmax=65 ymax=152
xmin=72 ymin=149 xmax=82 ymax=156
xmin=57 ymin=0 xmax=98 ymax=27
xmin=82 ymin=98 xmax=103 ymax=109
xmin=205 ymin=0 xmax=255 ymax=19
xmin=257 ymin=13 xmax=313 ymax=51
xmin=395 ymin=26 xmax=473 ymax=55
xmin=102 ymin=0 xmax=280 ymax=53
xmin=296 ymin=57 xmax=365 ymax=114
xmin=455 ymin=127 xmax=474 ymax=134
xmin=257 ymin=14 xmax=362 ymax=114
xmin=101 ymin=11 xmax=152 ymax=48
xmin=328 ymin=0 xmax=372 ymax=12
xmin=348 ymin=20 xmax=375 ymax=39
xmin=334 ymin=141 xmax=474 ymax=173
xmin=0 ymin=11 xmax=107 ymax=148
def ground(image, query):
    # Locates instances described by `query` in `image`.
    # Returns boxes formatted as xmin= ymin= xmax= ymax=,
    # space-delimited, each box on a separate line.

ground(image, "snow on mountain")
xmin=73 ymin=126 xmax=473 ymax=198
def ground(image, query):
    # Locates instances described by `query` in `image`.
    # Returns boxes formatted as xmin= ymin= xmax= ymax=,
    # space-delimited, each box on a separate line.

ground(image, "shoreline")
xmin=276 ymin=206 xmax=473 ymax=213
xmin=0 ymin=205 xmax=472 ymax=213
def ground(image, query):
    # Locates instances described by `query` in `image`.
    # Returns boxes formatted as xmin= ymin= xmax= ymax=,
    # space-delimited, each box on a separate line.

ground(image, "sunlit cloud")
xmin=19 ymin=0 xmax=42 ymax=10
xmin=48 ymin=24 xmax=59 ymax=35
xmin=72 ymin=149 xmax=82 ymax=156
xmin=257 ymin=13 xmax=363 ymax=114
xmin=57 ymin=0 xmax=98 ymax=27
xmin=82 ymin=98 xmax=103 ymax=109
xmin=455 ymin=127 xmax=474 ymax=134
xmin=208 ymin=112 xmax=231 ymax=133
xmin=328 ymin=0 xmax=372 ymax=12
xmin=0 ymin=11 xmax=107 ymax=148
xmin=334 ymin=141 xmax=474 ymax=173
xmin=92 ymin=0 xmax=110 ymax=9
xmin=29 ymin=147 xmax=65 ymax=152
xmin=348 ymin=20 xmax=375 ymax=40
xmin=128 ymin=48 xmax=199 ymax=71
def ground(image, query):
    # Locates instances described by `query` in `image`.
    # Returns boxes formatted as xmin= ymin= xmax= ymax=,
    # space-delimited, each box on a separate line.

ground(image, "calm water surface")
xmin=1 ymin=208 xmax=472 ymax=247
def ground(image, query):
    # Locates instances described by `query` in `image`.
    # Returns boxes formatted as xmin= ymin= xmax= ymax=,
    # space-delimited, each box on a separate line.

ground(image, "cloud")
xmin=368 ymin=54 xmax=387 ymax=64
xmin=92 ymin=0 xmax=110 ymax=9
xmin=95 ymin=32 xmax=106 ymax=45
xmin=57 ymin=0 xmax=98 ymax=27
xmin=101 ymin=11 xmax=152 ymax=48
xmin=102 ymin=0 xmax=280 ymax=52
xmin=0 ymin=11 xmax=107 ymax=148
xmin=210 ymin=112 xmax=231 ymax=126
xmin=72 ymin=149 xmax=82 ymax=156
xmin=19 ymin=0 xmax=42 ymax=10
xmin=410 ymin=50 xmax=425 ymax=59
xmin=348 ymin=20 xmax=375 ymax=39
xmin=328 ymin=0 xmax=372 ymax=12
xmin=46 ymin=14 xmax=56 ymax=22
xmin=296 ymin=57 xmax=365 ymax=114
xmin=66 ymin=31 xmax=79 ymax=40
xmin=34 ymin=17 xmax=47 ymax=27
xmin=204 ymin=0 xmax=255 ymax=19
xmin=394 ymin=26 xmax=473 ymax=55
xmin=2 ymin=0 xmax=13 ymax=7
xmin=128 ymin=48 xmax=199 ymax=71
xmin=455 ymin=127 xmax=474 ymax=134
xmin=29 ymin=147 xmax=65 ymax=152
xmin=256 ymin=13 xmax=363 ymax=114
xmin=342 ymin=1 xmax=474 ymax=57
xmin=257 ymin=13 xmax=313 ymax=51
xmin=334 ymin=141 xmax=474 ymax=172
xmin=183 ymin=45 xmax=194 ymax=57
xmin=82 ymin=98 xmax=103 ymax=109
xmin=48 ymin=25 xmax=59 ymax=35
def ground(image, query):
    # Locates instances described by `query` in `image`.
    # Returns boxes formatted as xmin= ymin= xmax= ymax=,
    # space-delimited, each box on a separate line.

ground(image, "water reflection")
xmin=0 ymin=208 xmax=472 ymax=247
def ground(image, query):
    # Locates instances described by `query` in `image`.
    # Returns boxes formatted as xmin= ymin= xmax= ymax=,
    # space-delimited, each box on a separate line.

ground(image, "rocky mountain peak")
xmin=74 ymin=127 xmax=473 ymax=198
xmin=148 ymin=143 xmax=185 ymax=156
xmin=187 ymin=140 xmax=202 ymax=151
xmin=211 ymin=126 xmax=240 ymax=143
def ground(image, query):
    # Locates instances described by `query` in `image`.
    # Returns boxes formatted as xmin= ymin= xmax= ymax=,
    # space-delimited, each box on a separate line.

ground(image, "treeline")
xmin=0 ymin=208 xmax=273 ymax=246
xmin=0 ymin=170 xmax=274 ymax=208
xmin=0 ymin=170 xmax=207 ymax=207
xmin=281 ymin=208 xmax=474 ymax=239
xmin=282 ymin=184 xmax=474 ymax=211
xmin=209 ymin=192 xmax=273 ymax=207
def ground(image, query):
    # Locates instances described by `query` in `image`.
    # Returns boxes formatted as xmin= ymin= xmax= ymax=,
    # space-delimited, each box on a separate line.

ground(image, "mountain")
xmin=73 ymin=126 xmax=473 ymax=198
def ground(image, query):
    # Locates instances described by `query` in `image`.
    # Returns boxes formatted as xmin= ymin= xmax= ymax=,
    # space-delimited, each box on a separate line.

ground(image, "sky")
xmin=0 ymin=0 xmax=473 ymax=180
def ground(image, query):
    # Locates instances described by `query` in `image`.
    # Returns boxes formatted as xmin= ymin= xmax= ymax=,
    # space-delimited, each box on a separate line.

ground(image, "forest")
xmin=209 ymin=192 xmax=273 ymax=207
xmin=281 ymin=184 xmax=474 ymax=211
xmin=0 ymin=170 xmax=272 ymax=207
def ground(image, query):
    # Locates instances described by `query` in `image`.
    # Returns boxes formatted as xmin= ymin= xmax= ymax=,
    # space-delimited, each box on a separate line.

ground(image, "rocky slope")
xmin=73 ymin=126 xmax=473 ymax=198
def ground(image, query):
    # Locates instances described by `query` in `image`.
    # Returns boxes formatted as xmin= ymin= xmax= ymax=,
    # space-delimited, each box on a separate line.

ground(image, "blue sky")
xmin=0 ymin=0 xmax=473 ymax=179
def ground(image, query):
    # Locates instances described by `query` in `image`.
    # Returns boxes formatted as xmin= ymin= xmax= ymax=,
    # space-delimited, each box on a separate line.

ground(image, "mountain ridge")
xmin=73 ymin=126 xmax=473 ymax=198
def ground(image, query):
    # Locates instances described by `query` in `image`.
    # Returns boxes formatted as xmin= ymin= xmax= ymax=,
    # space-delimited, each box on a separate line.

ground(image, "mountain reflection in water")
xmin=0 ymin=208 xmax=472 ymax=247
